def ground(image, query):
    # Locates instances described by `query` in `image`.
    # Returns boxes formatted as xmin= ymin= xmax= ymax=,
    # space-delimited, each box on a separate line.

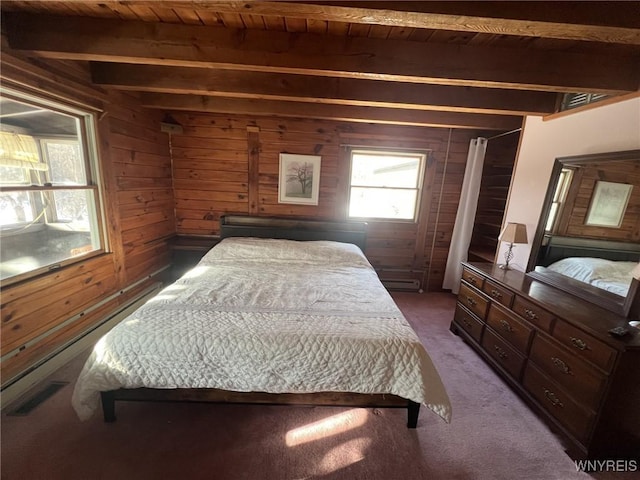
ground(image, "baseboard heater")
xmin=1 ymin=280 xmax=163 ymax=409
xmin=381 ymin=278 xmax=422 ymax=292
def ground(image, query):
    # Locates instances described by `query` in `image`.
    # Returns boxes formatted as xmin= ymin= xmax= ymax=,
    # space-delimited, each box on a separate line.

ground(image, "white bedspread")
xmin=72 ymin=238 xmax=451 ymax=423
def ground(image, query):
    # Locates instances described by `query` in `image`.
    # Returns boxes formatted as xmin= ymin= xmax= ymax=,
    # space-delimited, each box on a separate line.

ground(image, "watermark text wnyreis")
xmin=575 ymin=459 xmax=638 ymax=473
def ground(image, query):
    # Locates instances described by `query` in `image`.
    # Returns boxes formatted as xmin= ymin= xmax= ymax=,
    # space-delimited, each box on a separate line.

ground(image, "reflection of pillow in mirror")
xmin=587 ymin=260 xmax=638 ymax=281
xmin=546 ymin=257 xmax=631 ymax=283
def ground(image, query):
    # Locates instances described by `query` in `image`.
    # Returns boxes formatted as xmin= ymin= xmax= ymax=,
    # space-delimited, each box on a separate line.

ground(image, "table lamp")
xmin=498 ymin=222 xmax=528 ymax=270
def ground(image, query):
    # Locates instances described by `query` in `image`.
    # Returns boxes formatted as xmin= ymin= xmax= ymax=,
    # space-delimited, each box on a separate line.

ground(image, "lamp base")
xmin=500 ymin=243 xmax=515 ymax=271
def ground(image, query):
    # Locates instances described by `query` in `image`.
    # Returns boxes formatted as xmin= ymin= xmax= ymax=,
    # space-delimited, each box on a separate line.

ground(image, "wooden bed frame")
xmin=220 ymin=214 xmax=369 ymax=251
xmin=100 ymin=215 xmax=421 ymax=428
xmin=535 ymin=235 xmax=640 ymax=267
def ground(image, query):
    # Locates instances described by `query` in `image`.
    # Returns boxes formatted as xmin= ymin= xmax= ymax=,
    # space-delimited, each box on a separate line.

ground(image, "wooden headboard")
xmin=219 ymin=215 xmax=368 ymax=251
xmin=536 ymin=235 xmax=640 ymax=267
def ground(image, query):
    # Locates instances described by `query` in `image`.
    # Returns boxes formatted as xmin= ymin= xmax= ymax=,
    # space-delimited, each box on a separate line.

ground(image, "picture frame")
xmin=585 ymin=180 xmax=633 ymax=228
xmin=278 ymin=153 xmax=321 ymax=205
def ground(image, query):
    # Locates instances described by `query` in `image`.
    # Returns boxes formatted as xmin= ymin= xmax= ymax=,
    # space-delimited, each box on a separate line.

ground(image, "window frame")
xmin=0 ymin=88 xmax=108 ymax=286
xmin=544 ymin=167 xmax=574 ymax=234
xmin=347 ymin=147 xmax=428 ymax=222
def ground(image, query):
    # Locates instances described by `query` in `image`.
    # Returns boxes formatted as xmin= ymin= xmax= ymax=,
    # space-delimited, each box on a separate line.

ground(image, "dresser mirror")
xmin=526 ymin=149 xmax=640 ymax=317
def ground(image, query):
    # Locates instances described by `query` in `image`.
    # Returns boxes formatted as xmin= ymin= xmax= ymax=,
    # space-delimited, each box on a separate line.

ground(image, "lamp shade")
xmin=499 ymin=222 xmax=528 ymax=244
xmin=632 ymin=262 xmax=640 ymax=280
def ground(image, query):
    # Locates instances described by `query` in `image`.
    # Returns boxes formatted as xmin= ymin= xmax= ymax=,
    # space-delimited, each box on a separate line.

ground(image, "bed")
xmin=535 ymin=235 xmax=640 ymax=297
xmin=71 ymin=215 xmax=451 ymax=428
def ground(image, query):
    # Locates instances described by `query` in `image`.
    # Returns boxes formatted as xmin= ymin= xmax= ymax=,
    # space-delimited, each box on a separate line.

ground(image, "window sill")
xmin=0 ymin=248 xmax=108 ymax=288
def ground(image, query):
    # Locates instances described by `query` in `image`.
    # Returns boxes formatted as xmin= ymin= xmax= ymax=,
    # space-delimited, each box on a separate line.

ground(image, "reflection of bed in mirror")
xmin=534 ymin=235 xmax=639 ymax=297
xmin=527 ymin=149 xmax=640 ymax=318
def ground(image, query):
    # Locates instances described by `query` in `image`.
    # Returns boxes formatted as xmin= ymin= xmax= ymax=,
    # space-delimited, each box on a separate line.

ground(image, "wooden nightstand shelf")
xmin=170 ymin=235 xmax=219 ymax=281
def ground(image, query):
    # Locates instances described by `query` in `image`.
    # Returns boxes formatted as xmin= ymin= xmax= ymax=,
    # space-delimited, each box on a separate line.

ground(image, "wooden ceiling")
xmin=1 ymin=1 xmax=639 ymax=131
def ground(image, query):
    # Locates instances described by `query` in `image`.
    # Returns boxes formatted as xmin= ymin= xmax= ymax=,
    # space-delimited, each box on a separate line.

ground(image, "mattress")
xmin=72 ymin=237 xmax=452 ymax=423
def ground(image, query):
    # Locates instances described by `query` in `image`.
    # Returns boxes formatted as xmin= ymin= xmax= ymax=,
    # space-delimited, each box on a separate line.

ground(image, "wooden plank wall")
xmin=557 ymin=159 xmax=640 ymax=242
xmin=170 ymin=112 xmax=485 ymax=291
xmin=0 ymin=51 xmax=175 ymax=387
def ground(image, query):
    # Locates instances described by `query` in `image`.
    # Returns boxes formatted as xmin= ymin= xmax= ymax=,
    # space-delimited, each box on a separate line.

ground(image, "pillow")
xmin=547 ymin=257 xmax=636 ymax=283
xmin=200 ymin=237 xmax=372 ymax=268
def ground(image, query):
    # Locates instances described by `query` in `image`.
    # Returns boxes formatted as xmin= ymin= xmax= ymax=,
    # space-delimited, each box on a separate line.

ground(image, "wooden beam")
xmin=139 ymin=93 xmax=522 ymax=130
xmin=0 ymin=49 xmax=106 ymax=111
xmin=91 ymin=1 xmax=640 ymax=45
xmin=5 ymin=13 xmax=638 ymax=94
xmin=91 ymin=63 xmax=559 ymax=116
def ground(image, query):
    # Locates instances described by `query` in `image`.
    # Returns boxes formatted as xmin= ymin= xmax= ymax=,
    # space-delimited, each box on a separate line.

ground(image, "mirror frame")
xmin=526 ymin=149 xmax=640 ymax=318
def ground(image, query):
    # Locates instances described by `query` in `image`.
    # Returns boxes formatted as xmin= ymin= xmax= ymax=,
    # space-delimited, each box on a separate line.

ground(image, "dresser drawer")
xmin=486 ymin=303 xmax=533 ymax=354
xmin=461 ymin=267 xmax=484 ymax=290
xmin=552 ymin=320 xmax=617 ymax=373
xmin=529 ymin=334 xmax=607 ymax=411
xmin=512 ymin=296 xmax=555 ymax=332
xmin=482 ymin=279 xmax=514 ymax=308
xmin=482 ymin=328 xmax=526 ymax=380
xmin=454 ymin=304 xmax=484 ymax=343
xmin=458 ymin=283 xmax=489 ymax=319
xmin=523 ymin=364 xmax=595 ymax=444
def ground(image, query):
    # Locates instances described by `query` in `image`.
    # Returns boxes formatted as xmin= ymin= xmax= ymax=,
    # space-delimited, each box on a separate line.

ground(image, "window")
xmin=545 ymin=168 xmax=574 ymax=232
xmin=348 ymin=149 xmax=426 ymax=221
xmin=0 ymin=89 xmax=105 ymax=284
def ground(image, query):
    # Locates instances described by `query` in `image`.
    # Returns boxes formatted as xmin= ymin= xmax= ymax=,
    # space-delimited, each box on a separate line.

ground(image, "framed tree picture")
xmin=278 ymin=153 xmax=321 ymax=205
xmin=585 ymin=181 xmax=633 ymax=227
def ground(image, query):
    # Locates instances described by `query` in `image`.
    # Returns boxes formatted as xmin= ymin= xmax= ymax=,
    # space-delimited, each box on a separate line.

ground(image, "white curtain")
xmin=442 ymin=137 xmax=488 ymax=293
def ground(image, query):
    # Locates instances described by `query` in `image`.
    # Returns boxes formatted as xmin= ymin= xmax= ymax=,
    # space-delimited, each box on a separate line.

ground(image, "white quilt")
xmin=72 ymin=238 xmax=451 ymax=423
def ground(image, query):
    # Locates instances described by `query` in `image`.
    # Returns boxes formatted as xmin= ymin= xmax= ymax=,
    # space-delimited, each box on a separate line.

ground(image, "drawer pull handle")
xmin=466 ymin=277 xmax=477 ymax=285
xmin=551 ymin=357 xmax=573 ymax=375
xmin=544 ymin=389 xmax=564 ymax=408
xmin=490 ymin=289 xmax=502 ymax=299
xmin=570 ymin=337 xmax=589 ymax=351
xmin=466 ymin=297 xmax=477 ymax=306
xmin=499 ymin=319 xmax=513 ymax=332
xmin=523 ymin=309 xmax=537 ymax=320
xmin=461 ymin=318 xmax=472 ymax=328
xmin=494 ymin=345 xmax=508 ymax=359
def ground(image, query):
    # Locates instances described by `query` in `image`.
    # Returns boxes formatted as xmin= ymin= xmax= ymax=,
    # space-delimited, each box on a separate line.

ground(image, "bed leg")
xmin=101 ymin=391 xmax=116 ymax=423
xmin=407 ymin=401 xmax=420 ymax=428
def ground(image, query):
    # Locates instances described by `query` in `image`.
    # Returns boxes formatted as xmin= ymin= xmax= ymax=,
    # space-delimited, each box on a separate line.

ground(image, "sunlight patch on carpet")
xmin=318 ymin=438 xmax=370 ymax=475
xmin=285 ymin=408 xmax=369 ymax=447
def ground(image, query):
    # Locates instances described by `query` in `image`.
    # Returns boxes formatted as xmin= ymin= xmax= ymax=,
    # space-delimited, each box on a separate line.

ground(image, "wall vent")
xmin=381 ymin=278 xmax=422 ymax=292
xmin=6 ymin=381 xmax=68 ymax=416
xmin=560 ymin=93 xmax=610 ymax=111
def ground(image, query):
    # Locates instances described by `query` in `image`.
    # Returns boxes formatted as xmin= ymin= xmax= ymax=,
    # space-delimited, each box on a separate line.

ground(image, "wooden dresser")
xmin=450 ymin=262 xmax=640 ymax=459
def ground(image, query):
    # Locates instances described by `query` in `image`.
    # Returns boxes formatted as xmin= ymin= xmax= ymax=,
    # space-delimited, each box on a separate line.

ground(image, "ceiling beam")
xmin=91 ymin=63 xmax=558 ymax=116
xmin=4 ymin=13 xmax=638 ymax=94
xmin=139 ymin=93 xmax=523 ymax=130
xmin=98 ymin=1 xmax=640 ymax=45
